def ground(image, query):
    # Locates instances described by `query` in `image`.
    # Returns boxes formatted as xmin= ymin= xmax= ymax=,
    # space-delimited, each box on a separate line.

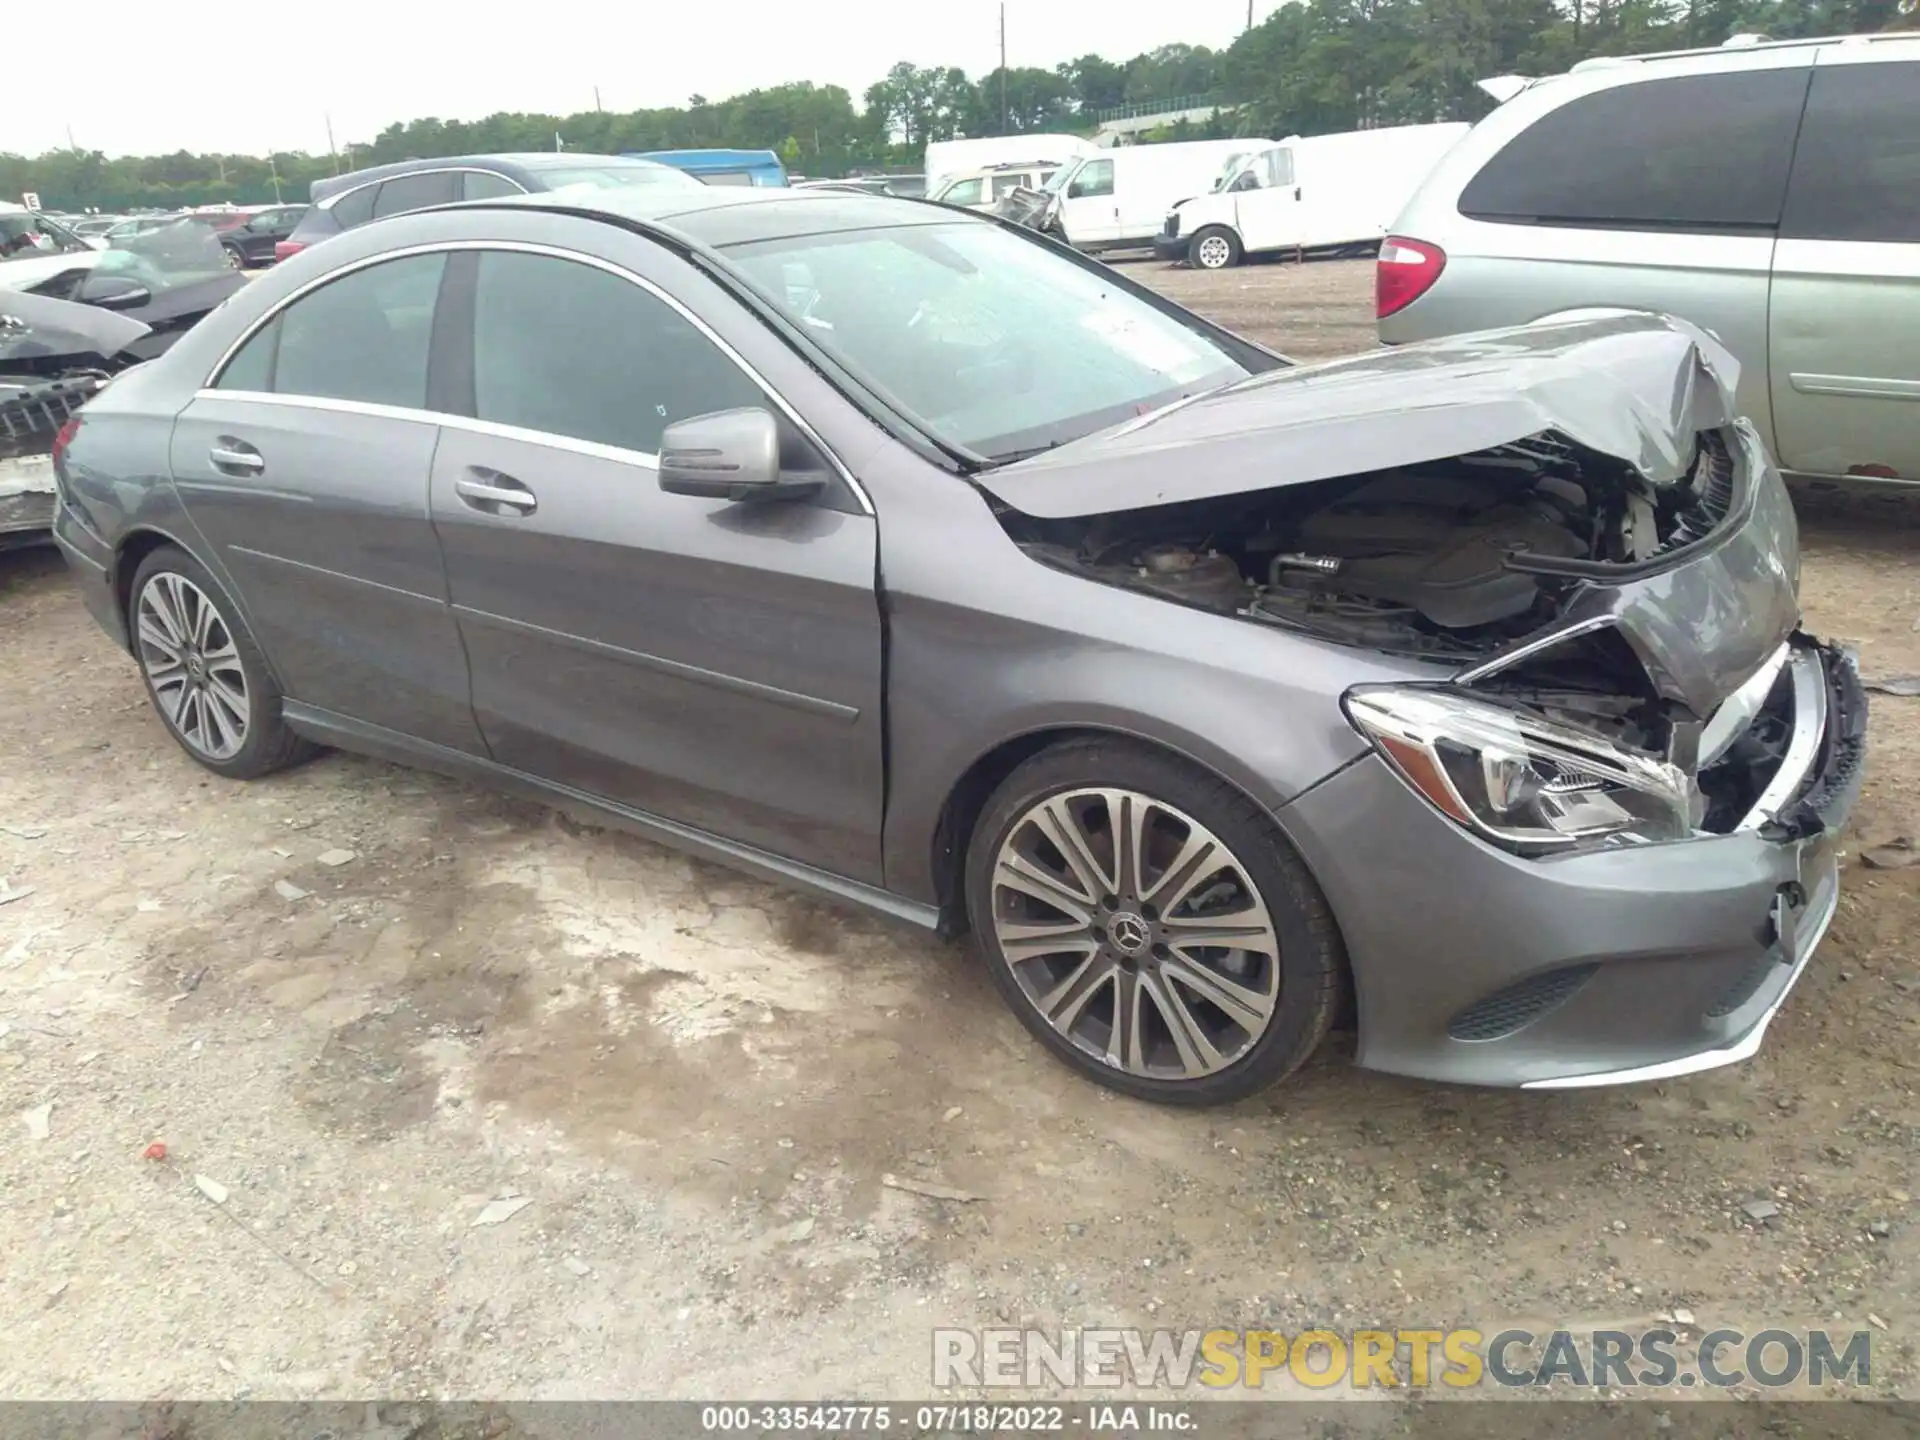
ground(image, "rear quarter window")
xmin=1458 ymin=68 xmax=1811 ymax=232
xmin=324 ymin=185 xmax=378 ymax=230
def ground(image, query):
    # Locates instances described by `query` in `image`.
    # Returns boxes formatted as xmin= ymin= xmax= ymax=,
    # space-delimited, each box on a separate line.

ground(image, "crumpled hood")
xmin=0 ymin=286 xmax=152 ymax=367
xmin=976 ymin=312 xmax=1740 ymax=519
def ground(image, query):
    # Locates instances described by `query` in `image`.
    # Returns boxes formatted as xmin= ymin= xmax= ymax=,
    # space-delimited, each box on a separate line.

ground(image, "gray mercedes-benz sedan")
xmin=50 ymin=186 xmax=1865 ymax=1104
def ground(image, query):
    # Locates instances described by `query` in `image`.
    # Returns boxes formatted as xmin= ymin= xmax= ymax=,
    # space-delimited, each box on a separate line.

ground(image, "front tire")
xmin=1189 ymin=226 xmax=1241 ymax=271
xmin=965 ymin=739 xmax=1344 ymax=1106
xmin=129 ymin=545 xmax=315 ymax=779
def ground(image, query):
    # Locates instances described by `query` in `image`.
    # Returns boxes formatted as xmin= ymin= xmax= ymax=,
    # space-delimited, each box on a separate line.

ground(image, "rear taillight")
xmin=50 ymin=415 xmax=82 ymax=469
xmin=1376 ymin=236 xmax=1446 ymax=319
xmin=273 ymin=239 xmax=305 ymax=262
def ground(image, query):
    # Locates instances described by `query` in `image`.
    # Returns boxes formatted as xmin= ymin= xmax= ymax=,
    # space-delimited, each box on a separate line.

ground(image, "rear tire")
xmin=964 ymin=738 xmax=1344 ymax=1106
xmin=222 ymin=245 xmax=244 ymax=270
xmin=1189 ymin=226 xmax=1242 ymax=271
xmin=128 ymin=545 xmax=315 ymax=780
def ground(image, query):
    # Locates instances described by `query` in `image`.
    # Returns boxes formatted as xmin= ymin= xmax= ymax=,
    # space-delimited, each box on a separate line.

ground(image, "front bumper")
xmin=1152 ymin=233 xmax=1187 ymax=263
xmin=1282 ymin=639 xmax=1865 ymax=1089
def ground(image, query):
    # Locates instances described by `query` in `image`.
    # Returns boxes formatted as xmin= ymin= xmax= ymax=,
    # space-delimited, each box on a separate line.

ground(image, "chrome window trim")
xmin=199 ymin=237 xmax=873 ymax=515
xmin=318 ymin=167 xmax=527 ymax=213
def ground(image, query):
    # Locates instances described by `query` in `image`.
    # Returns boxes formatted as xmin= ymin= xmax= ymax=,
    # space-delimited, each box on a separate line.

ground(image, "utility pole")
xmin=66 ymin=124 xmax=78 ymax=152
xmin=999 ymin=3 xmax=1009 ymax=132
xmin=325 ymin=113 xmax=340 ymax=175
xmin=1247 ymin=0 xmax=1254 ymax=27
xmin=594 ymin=87 xmax=603 ymax=112
xmin=268 ymin=155 xmax=283 ymax=202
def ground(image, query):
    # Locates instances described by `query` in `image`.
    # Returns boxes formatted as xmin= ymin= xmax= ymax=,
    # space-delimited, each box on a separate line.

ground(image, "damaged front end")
xmin=982 ymin=313 xmax=1864 ymax=853
xmin=1 ymin=289 xmax=153 ymax=544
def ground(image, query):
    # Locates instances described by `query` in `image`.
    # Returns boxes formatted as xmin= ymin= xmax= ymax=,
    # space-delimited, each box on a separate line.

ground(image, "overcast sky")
xmin=21 ymin=1 xmax=1262 ymax=159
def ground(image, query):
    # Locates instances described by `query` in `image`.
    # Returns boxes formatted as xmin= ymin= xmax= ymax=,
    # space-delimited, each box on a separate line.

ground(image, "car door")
xmin=428 ymin=245 xmax=886 ymax=882
xmin=167 ymin=250 xmax=487 ymax=754
xmin=1059 ymin=158 xmax=1118 ymax=246
xmin=1768 ymin=49 xmax=1920 ymax=482
xmin=1232 ymin=147 xmax=1298 ymax=252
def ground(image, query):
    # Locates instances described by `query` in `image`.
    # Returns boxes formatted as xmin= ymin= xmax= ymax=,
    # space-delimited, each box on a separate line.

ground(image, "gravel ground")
xmin=1 ymin=258 xmax=1915 ymax=1403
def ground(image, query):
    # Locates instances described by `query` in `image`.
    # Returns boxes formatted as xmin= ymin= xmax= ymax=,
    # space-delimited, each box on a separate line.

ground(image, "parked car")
xmin=930 ymin=163 xmax=1060 ymax=214
xmin=1379 ymin=32 xmax=1920 ymax=488
xmin=1159 ymin=124 xmax=1470 ymax=270
xmin=925 ymin=135 xmax=1097 ymax=192
xmin=70 ymin=216 xmax=126 ymax=238
xmin=275 ymin=153 xmax=706 ymax=262
xmin=51 ymin=187 xmax=1862 ymax=1104
xmin=1016 ymin=141 xmax=1263 ymax=254
xmin=798 ymin=175 xmax=928 ymax=199
xmin=220 ymin=205 xmax=309 ymax=268
xmin=104 ymin=214 xmax=188 ymax=244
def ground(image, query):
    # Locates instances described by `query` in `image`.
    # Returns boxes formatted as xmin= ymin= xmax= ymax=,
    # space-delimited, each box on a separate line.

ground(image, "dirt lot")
xmin=2 ymin=260 xmax=1916 ymax=1403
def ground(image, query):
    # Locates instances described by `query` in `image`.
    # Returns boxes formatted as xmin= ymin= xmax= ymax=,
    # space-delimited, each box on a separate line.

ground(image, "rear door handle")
xmin=454 ymin=470 xmax=537 ymax=516
xmin=209 ymin=440 xmax=264 ymax=475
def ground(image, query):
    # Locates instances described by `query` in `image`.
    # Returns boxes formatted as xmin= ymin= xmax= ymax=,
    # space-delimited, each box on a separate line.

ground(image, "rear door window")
xmin=1780 ymin=62 xmax=1920 ymax=244
xmin=371 ymin=171 xmax=459 ymax=218
xmin=1458 ymin=68 xmax=1811 ymax=231
xmin=215 ymin=253 xmax=447 ymax=407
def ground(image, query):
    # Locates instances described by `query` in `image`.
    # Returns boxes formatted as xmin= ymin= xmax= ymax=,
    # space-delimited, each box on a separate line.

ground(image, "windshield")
xmin=534 ymin=164 xmax=706 ymax=190
xmin=727 ymin=221 xmax=1248 ymax=461
xmin=1042 ymin=162 xmax=1079 ymax=196
xmin=3 ymin=211 xmax=232 ymax=311
xmin=1 ymin=210 xmax=91 ymax=260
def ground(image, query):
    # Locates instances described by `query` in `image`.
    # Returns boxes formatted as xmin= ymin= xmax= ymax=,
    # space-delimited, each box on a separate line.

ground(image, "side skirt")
xmin=282 ymin=702 xmax=943 ymax=933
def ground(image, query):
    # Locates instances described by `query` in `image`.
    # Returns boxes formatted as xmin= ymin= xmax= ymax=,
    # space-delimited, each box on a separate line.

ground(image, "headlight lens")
xmin=1345 ymin=687 xmax=1696 ymax=853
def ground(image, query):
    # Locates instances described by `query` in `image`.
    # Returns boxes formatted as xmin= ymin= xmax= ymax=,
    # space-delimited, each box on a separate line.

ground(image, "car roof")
xmin=471 ymin=185 xmax=967 ymax=250
xmin=312 ymin=152 xmax=671 ymax=201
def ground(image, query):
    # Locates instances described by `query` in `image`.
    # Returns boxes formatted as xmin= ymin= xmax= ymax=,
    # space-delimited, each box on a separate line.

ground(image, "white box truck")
xmin=1154 ymin=123 xmax=1471 ymax=269
xmin=1017 ymin=140 xmax=1268 ymax=254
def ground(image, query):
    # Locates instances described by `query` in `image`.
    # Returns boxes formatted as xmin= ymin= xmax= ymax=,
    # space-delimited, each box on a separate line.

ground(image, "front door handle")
xmin=209 ymin=440 xmax=264 ymax=475
xmin=454 ymin=470 xmax=537 ymax=516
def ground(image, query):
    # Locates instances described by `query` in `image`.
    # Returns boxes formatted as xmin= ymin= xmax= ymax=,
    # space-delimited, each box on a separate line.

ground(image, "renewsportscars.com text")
xmin=932 ymin=1327 xmax=1875 ymax=1390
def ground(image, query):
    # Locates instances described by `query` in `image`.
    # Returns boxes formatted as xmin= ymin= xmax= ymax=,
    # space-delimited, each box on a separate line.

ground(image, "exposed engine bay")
xmin=1009 ymin=428 xmax=1736 ymax=665
xmin=1003 ymin=422 xmax=1818 ymax=839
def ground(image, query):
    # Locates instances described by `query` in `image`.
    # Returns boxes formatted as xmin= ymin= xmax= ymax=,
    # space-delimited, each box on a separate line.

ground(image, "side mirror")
xmin=658 ymin=408 xmax=823 ymax=503
xmin=78 ymin=278 xmax=152 ymax=312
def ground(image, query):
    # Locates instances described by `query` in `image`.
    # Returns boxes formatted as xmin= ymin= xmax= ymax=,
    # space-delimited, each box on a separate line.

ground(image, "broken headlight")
xmin=1344 ymin=687 xmax=1695 ymax=853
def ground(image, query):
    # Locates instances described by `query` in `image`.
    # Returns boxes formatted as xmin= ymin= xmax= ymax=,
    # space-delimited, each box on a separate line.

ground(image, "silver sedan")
xmin=51 ymin=186 xmax=1864 ymax=1102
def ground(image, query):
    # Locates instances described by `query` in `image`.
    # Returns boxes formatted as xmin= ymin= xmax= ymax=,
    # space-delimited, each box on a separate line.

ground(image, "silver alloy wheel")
xmin=223 ymin=247 xmax=243 ymax=270
xmin=1195 ymin=234 xmax=1232 ymax=269
xmin=135 ymin=572 xmax=250 ymax=761
xmin=990 ymin=788 xmax=1281 ymax=1081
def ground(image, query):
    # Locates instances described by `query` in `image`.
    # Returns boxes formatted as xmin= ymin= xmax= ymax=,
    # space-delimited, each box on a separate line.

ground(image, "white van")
xmin=1027 ymin=140 xmax=1267 ymax=254
xmin=1155 ymin=123 xmax=1470 ymax=269
xmin=924 ymin=135 xmax=1098 ymax=192
xmin=930 ymin=163 xmax=1060 ymax=213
